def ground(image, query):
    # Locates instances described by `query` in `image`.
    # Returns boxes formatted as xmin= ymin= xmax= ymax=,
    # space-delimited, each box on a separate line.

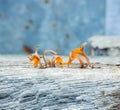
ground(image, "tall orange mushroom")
xmin=67 ymin=42 xmax=89 ymax=68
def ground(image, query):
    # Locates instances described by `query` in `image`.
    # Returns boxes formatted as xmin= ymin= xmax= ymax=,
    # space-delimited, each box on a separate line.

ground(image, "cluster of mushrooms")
xmin=29 ymin=42 xmax=95 ymax=69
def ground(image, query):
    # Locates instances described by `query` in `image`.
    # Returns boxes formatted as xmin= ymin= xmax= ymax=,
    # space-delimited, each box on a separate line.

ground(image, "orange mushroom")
xmin=29 ymin=46 xmax=45 ymax=68
xmin=67 ymin=42 xmax=89 ymax=68
xmin=43 ymin=50 xmax=57 ymax=67
xmin=43 ymin=50 xmax=67 ymax=67
xmin=54 ymin=56 xmax=67 ymax=67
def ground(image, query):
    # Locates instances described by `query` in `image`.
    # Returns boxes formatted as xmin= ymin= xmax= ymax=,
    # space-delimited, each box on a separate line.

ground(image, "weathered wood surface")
xmin=0 ymin=55 xmax=120 ymax=110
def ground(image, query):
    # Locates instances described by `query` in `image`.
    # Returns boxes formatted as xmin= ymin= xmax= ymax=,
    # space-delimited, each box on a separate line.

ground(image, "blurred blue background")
xmin=0 ymin=0 xmax=119 ymax=55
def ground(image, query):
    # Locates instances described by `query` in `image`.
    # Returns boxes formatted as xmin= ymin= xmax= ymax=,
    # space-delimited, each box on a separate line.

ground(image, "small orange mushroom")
xmin=54 ymin=56 xmax=67 ymax=67
xmin=43 ymin=50 xmax=57 ymax=67
xmin=43 ymin=50 xmax=67 ymax=67
xmin=29 ymin=46 xmax=45 ymax=68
